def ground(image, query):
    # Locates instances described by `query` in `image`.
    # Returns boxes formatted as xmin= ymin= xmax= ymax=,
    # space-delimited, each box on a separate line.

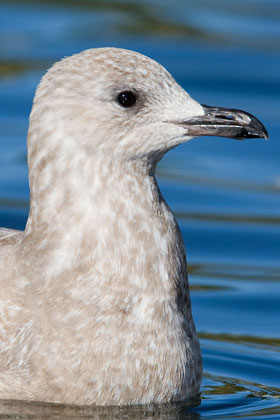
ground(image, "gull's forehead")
xmin=55 ymin=47 xmax=177 ymax=92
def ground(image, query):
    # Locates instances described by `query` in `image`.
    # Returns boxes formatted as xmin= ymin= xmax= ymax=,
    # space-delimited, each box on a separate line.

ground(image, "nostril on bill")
xmin=216 ymin=114 xmax=235 ymax=121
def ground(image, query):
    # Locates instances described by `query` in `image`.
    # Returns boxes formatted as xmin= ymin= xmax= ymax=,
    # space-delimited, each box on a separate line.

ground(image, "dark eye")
xmin=117 ymin=91 xmax=137 ymax=108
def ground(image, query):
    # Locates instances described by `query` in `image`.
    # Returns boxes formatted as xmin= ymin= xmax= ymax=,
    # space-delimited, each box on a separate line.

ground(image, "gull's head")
xmin=29 ymin=48 xmax=268 ymax=165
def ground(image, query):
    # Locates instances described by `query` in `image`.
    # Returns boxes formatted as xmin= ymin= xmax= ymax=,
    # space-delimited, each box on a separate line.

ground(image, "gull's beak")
xmin=178 ymin=104 xmax=269 ymax=140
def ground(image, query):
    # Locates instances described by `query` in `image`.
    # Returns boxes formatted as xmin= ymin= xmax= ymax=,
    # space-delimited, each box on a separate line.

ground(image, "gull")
xmin=0 ymin=48 xmax=268 ymax=406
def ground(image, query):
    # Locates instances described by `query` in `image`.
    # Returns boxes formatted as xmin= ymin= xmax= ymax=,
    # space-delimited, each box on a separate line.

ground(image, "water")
xmin=0 ymin=0 xmax=279 ymax=418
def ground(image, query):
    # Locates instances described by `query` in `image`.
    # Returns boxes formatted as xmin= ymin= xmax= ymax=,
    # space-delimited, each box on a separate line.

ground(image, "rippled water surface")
xmin=0 ymin=1 xmax=279 ymax=419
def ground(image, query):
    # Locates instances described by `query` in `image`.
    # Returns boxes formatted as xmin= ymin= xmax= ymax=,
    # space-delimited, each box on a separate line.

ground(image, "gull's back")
xmin=0 ymin=228 xmax=22 ymax=245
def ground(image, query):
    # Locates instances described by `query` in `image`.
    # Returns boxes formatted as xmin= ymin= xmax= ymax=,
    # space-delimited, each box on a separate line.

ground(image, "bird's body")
xmin=0 ymin=162 xmax=200 ymax=405
xmin=0 ymin=48 xmax=267 ymax=406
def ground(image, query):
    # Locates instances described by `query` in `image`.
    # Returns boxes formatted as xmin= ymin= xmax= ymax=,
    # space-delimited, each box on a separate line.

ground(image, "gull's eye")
xmin=117 ymin=91 xmax=137 ymax=108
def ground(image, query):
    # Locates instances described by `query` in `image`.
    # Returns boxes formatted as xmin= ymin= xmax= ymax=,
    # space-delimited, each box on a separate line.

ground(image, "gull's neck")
xmin=20 ymin=143 xmax=188 ymax=300
xmin=26 ymin=148 xmax=160 ymax=238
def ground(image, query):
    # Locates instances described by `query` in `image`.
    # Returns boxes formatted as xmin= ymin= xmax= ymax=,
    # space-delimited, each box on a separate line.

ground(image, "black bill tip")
xmin=174 ymin=104 xmax=269 ymax=141
xmin=202 ymin=105 xmax=269 ymax=141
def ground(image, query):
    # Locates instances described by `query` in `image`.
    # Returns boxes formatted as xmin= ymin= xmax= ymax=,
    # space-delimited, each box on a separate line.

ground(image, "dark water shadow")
xmin=188 ymin=261 xmax=280 ymax=282
xmin=0 ymin=398 xmax=201 ymax=420
xmin=199 ymin=331 xmax=280 ymax=349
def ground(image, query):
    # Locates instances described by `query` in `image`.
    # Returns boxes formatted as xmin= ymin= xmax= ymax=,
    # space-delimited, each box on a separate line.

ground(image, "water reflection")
xmin=6 ymin=0 xmax=280 ymax=50
xmin=0 ymin=399 xmax=201 ymax=420
xmin=157 ymin=167 xmax=280 ymax=197
xmin=0 ymin=61 xmax=35 ymax=77
xmin=188 ymin=262 xmax=280 ymax=282
xmin=201 ymin=374 xmax=280 ymax=419
xmin=199 ymin=331 xmax=280 ymax=349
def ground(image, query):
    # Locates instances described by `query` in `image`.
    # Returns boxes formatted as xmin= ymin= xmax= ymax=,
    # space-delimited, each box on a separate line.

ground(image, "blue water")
xmin=0 ymin=1 xmax=279 ymax=418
